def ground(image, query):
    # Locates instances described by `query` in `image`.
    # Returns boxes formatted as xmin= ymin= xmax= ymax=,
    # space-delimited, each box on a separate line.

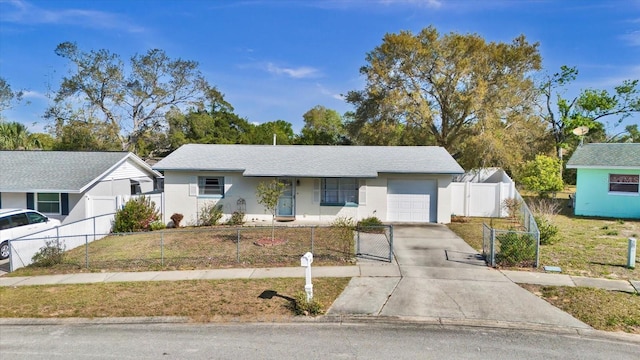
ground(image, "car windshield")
xmin=26 ymin=212 xmax=47 ymax=224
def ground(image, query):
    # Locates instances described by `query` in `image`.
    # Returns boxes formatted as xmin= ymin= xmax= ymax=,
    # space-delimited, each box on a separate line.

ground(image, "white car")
xmin=0 ymin=209 xmax=62 ymax=260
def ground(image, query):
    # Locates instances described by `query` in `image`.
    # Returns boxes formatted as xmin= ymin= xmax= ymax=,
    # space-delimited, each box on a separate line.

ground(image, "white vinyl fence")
xmin=9 ymin=213 xmax=114 ymax=272
xmin=9 ymin=193 xmax=165 ymax=271
xmin=450 ymin=181 xmax=515 ymax=217
xmin=86 ymin=193 xmax=164 ymax=222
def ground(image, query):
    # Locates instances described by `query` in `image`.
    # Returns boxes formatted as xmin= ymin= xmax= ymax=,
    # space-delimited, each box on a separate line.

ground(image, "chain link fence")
xmin=482 ymin=191 xmax=540 ymax=268
xmin=7 ymin=224 xmax=396 ymax=273
xmin=355 ymin=225 xmax=394 ymax=262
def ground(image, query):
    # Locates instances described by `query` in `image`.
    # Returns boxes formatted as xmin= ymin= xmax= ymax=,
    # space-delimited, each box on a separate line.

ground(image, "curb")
xmin=2 ymin=315 xmax=638 ymax=344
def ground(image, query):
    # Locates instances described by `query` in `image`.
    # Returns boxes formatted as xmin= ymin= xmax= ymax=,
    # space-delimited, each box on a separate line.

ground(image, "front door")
xmin=276 ymin=178 xmax=295 ymax=217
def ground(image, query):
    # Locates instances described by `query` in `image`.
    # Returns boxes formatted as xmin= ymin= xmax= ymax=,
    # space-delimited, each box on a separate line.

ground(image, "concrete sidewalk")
xmin=501 ymin=270 xmax=640 ymax=294
xmin=0 ymin=263 xmax=400 ymax=287
xmin=0 ymin=263 xmax=636 ymax=293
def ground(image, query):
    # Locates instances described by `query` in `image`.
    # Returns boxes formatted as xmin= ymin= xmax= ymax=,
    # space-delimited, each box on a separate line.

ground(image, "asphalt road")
xmin=1 ymin=323 xmax=638 ymax=359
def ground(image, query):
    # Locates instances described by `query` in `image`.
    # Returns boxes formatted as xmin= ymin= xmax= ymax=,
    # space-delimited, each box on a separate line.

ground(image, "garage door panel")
xmin=387 ymin=180 xmax=436 ymax=223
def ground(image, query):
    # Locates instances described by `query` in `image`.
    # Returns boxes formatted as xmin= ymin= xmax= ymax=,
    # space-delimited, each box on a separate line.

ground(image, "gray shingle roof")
xmin=153 ymin=144 xmax=465 ymax=177
xmin=566 ymin=143 xmax=640 ymax=169
xmin=1 ymin=151 xmax=132 ymax=192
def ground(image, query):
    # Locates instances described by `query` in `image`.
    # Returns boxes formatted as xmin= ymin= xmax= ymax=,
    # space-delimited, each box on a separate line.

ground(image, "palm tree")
xmin=0 ymin=121 xmax=41 ymax=150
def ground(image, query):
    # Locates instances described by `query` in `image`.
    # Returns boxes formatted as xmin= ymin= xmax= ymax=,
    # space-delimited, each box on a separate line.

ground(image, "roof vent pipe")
xmin=273 ymin=133 xmax=276 ymax=146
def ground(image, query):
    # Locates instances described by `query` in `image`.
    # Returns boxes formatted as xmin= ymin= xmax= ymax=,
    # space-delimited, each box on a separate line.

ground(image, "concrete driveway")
xmin=328 ymin=224 xmax=590 ymax=330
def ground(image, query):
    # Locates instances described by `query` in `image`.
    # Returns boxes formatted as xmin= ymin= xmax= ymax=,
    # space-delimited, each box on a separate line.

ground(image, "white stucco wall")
xmin=162 ymin=171 xmax=456 ymax=225
xmin=1 ymin=192 xmax=25 ymax=209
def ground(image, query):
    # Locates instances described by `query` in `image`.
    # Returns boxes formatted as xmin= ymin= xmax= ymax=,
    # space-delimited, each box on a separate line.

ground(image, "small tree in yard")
xmin=256 ymin=179 xmax=286 ymax=242
xmin=519 ymin=154 xmax=564 ymax=197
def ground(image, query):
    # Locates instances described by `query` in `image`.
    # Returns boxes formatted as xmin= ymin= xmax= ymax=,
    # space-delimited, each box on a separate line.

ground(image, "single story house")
xmin=0 ymin=151 xmax=163 ymax=224
xmin=153 ymin=144 xmax=465 ymax=225
xmin=566 ymin=143 xmax=640 ymax=219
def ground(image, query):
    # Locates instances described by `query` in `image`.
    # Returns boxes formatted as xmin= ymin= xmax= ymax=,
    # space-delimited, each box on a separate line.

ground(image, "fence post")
xmin=85 ymin=235 xmax=89 ymax=269
xmin=490 ymin=228 xmax=496 ymax=267
xmin=388 ymin=225 xmax=394 ymax=262
xmin=236 ymin=229 xmax=240 ymax=263
xmin=356 ymin=227 xmax=361 ymax=255
xmin=161 ymin=232 xmax=164 ymax=267
xmin=311 ymin=227 xmax=315 ymax=253
xmin=535 ymin=231 xmax=540 ymax=268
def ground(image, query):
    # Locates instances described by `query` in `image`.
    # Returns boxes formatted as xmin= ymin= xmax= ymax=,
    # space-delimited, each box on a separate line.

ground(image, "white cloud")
xmin=316 ymin=83 xmax=344 ymax=100
xmin=21 ymin=90 xmax=48 ymax=101
xmin=621 ymin=30 xmax=640 ymax=47
xmin=266 ymin=63 xmax=321 ymax=79
xmin=0 ymin=0 xmax=145 ymax=33
xmin=377 ymin=0 xmax=442 ymax=8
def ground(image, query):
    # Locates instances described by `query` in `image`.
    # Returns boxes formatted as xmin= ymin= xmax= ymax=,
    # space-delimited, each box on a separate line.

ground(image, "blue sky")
xmin=0 ymin=0 xmax=638 ymax=134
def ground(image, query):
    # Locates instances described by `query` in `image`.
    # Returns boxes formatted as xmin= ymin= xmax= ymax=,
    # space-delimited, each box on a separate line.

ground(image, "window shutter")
xmin=313 ymin=179 xmax=321 ymax=203
xmin=359 ymin=180 xmax=367 ymax=205
xmin=189 ymin=177 xmax=198 ymax=197
xmin=27 ymin=193 xmax=35 ymax=210
xmin=61 ymin=193 xmax=69 ymax=215
xmin=223 ymin=177 xmax=230 ymax=197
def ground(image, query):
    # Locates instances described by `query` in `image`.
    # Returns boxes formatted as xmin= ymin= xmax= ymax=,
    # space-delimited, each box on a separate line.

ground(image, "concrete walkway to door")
xmin=327 ymin=224 xmax=591 ymax=330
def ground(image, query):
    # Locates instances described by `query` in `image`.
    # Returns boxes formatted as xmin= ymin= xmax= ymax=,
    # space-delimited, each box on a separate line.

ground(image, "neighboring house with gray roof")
xmin=153 ymin=144 xmax=465 ymax=225
xmin=566 ymin=143 xmax=640 ymax=219
xmin=0 ymin=151 xmax=162 ymax=224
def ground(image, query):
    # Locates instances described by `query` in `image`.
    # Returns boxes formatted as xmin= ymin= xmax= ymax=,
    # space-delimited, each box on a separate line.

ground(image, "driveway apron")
xmin=329 ymin=224 xmax=590 ymax=330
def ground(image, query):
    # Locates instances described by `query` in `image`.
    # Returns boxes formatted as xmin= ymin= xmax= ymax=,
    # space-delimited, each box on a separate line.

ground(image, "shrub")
xmin=198 ymin=203 xmax=223 ymax=226
xmin=113 ymin=196 xmax=160 ymax=233
xmin=527 ymin=198 xmax=561 ymax=246
xmin=502 ymin=198 xmax=522 ymax=219
xmin=495 ymin=231 xmax=536 ymax=267
xmin=451 ymin=215 xmax=470 ymax=223
xmin=170 ymin=213 xmax=184 ymax=227
xmin=31 ymin=238 xmax=65 ymax=267
xmin=292 ymin=291 xmax=324 ymax=316
xmin=535 ymin=215 xmax=560 ymax=245
xmin=357 ymin=216 xmax=383 ymax=227
xmin=330 ymin=217 xmax=356 ymax=256
xmin=331 ymin=216 xmax=356 ymax=229
xmin=527 ymin=198 xmax=561 ymax=217
xmin=357 ymin=216 xmax=385 ymax=234
xmin=150 ymin=220 xmax=166 ymax=231
xmin=227 ymin=211 xmax=245 ymax=226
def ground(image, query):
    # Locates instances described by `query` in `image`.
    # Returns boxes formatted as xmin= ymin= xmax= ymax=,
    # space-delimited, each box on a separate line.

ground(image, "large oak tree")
xmin=346 ymin=26 xmax=542 ymax=163
xmin=49 ymin=42 xmax=211 ymax=154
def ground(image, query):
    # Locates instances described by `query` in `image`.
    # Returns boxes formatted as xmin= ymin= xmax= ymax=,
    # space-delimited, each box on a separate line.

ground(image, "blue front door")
xmin=276 ymin=178 xmax=294 ymax=217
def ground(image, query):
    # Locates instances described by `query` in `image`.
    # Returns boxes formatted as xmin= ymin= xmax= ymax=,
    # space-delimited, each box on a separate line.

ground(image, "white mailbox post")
xmin=300 ymin=252 xmax=313 ymax=301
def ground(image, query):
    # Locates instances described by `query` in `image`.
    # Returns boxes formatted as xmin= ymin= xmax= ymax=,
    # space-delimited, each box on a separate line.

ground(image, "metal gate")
xmin=356 ymin=225 xmax=394 ymax=262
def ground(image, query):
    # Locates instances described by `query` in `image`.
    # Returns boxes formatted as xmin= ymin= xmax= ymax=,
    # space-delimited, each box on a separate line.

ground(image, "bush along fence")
xmin=8 ymin=224 xmax=394 ymax=273
xmin=482 ymin=191 xmax=541 ymax=268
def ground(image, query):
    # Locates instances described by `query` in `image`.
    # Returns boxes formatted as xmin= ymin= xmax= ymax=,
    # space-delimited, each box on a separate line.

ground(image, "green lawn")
xmin=448 ymin=199 xmax=639 ymax=334
xmin=448 ymin=210 xmax=638 ymax=280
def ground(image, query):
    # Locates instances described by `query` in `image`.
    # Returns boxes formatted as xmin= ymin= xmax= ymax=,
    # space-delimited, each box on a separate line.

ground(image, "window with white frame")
xmin=37 ymin=193 xmax=61 ymax=214
xmin=609 ymin=174 xmax=639 ymax=194
xmin=198 ymin=177 xmax=224 ymax=196
xmin=321 ymin=178 xmax=358 ymax=205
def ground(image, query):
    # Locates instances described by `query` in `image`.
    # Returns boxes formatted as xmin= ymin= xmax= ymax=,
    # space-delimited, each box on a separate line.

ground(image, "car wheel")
xmin=0 ymin=241 xmax=9 ymax=260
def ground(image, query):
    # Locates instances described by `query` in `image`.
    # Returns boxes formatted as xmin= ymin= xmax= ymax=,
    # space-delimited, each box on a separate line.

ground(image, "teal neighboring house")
xmin=566 ymin=143 xmax=640 ymax=219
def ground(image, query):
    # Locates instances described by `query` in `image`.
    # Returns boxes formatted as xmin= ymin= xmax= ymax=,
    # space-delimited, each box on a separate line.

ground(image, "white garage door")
xmin=387 ymin=179 xmax=437 ymax=223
